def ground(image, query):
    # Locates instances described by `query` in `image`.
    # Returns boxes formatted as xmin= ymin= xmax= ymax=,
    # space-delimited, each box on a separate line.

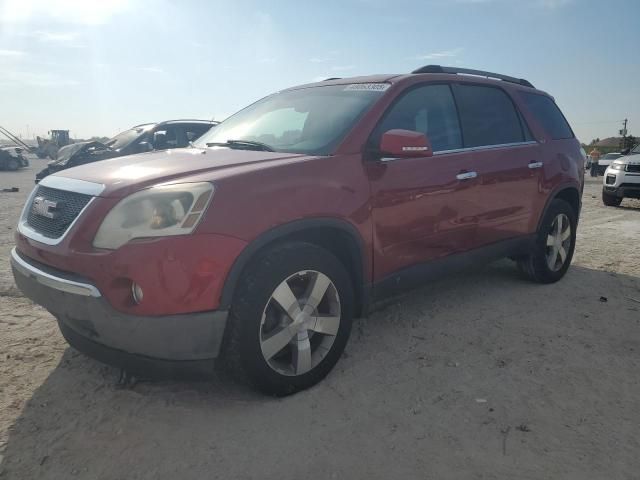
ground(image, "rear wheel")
xmin=518 ymin=199 xmax=577 ymax=283
xmin=222 ymin=242 xmax=354 ymax=396
xmin=602 ymin=190 xmax=622 ymax=207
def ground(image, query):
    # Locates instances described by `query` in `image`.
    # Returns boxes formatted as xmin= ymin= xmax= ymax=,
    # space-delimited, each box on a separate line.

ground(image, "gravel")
xmin=1 ymin=156 xmax=639 ymax=479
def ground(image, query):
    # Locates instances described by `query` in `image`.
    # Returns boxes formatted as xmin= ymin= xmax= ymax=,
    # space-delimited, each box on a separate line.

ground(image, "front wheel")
xmin=602 ymin=191 xmax=622 ymax=207
xmin=518 ymin=199 xmax=577 ymax=283
xmin=222 ymin=242 xmax=354 ymax=396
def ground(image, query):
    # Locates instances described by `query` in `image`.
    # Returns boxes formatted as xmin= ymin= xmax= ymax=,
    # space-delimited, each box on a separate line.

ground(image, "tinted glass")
xmin=371 ymin=84 xmax=462 ymax=152
xmin=195 ymin=85 xmax=386 ymax=155
xmin=185 ymin=124 xmax=212 ymax=142
xmin=521 ymin=92 xmax=573 ymax=140
xmin=105 ymin=125 xmax=153 ymax=150
xmin=454 ymin=85 xmax=524 ymax=147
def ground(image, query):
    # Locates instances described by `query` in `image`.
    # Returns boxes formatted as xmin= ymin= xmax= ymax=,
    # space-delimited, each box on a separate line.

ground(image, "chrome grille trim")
xmin=17 ymin=176 xmax=104 ymax=246
xmin=39 ymin=175 xmax=105 ymax=196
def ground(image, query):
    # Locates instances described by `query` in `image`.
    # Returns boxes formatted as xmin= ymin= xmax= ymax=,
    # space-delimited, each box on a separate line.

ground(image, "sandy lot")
xmin=1 ymin=156 xmax=639 ymax=479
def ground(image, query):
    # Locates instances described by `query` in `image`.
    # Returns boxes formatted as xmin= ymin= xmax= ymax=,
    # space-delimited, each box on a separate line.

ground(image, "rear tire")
xmin=518 ymin=199 xmax=577 ymax=284
xmin=602 ymin=191 xmax=622 ymax=207
xmin=221 ymin=242 xmax=354 ymax=396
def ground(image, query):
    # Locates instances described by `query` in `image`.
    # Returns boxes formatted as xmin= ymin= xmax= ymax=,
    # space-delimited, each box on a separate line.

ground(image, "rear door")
xmin=366 ymin=83 xmax=484 ymax=280
xmin=451 ymin=83 xmax=543 ymax=246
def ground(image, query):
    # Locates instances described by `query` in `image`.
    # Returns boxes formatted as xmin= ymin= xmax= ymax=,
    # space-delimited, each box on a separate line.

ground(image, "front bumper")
xmin=603 ymin=169 xmax=640 ymax=198
xmin=11 ymin=248 xmax=228 ymax=376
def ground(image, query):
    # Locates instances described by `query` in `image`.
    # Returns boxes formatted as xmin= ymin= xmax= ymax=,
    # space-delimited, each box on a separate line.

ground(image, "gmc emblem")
xmin=32 ymin=196 xmax=62 ymax=219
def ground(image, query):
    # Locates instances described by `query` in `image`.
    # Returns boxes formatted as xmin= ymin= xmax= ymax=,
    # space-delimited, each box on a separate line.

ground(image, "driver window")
xmin=152 ymin=127 xmax=179 ymax=150
xmin=371 ymin=84 xmax=462 ymax=152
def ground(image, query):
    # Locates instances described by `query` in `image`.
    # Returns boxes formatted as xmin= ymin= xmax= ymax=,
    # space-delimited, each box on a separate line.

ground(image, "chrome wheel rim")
xmin=546 ymin=213 xmax=571 ymax=272
xmin=259 ymin=270 xmax=341 ymax=376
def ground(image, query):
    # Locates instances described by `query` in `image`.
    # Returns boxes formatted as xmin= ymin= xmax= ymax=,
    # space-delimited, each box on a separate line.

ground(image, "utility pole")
xmin=620 ymin=118 xmax=628 ymax=150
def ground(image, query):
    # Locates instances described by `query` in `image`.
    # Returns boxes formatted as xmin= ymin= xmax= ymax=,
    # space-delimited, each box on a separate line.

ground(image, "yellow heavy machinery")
xmin=35 ymin=130 xmax=72 ymax=159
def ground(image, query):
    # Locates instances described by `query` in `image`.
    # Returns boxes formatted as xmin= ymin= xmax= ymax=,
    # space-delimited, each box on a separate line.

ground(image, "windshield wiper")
xmin=206 ymin=139 xmax=274 ymax=152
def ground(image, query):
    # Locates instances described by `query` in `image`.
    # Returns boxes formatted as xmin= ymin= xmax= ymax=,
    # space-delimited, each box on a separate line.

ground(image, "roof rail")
xmin=411 ymin=65 xmax=534 ymax=88
xmin=323 ymin=77 xmax=341 ymax=81
xmin=160 ymin=119 xmax=218 ymax=124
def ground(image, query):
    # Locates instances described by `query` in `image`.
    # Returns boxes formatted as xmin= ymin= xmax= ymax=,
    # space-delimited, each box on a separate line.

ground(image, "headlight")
xmin=93 ymin=182 xmax=214 ymax=249
xmin=610 ymin=162 xmax=624 ymax=171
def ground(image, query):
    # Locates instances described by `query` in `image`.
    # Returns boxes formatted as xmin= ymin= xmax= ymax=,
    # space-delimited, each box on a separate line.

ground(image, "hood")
xmin=1 ymin=146 xmax=22 ymax=157
xmin=52 ymin=147 xmax=308 ymax=197
xmin=54 ymin=141 xmax=110 ymax=166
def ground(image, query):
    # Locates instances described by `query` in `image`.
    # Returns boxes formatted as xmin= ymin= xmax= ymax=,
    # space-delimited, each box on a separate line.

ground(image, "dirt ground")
xmin=1 ymin=156 xmax=639 ymax=479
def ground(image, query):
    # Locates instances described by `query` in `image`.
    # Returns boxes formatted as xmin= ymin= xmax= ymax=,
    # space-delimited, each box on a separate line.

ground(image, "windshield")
xmin=631 ymin=144 xmax=640 ymax=154
xmin=105 ymin=124 xmax=153 ymax=150
xmin=195 ymin=84 xmax=388 ymax=155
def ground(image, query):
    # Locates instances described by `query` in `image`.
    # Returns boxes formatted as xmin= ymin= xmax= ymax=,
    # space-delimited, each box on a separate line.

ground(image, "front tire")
xmin=222 ymin=242 xmax=354 ymax=396
xmin=602 ymin=190 xmax=622 ymax=207
xmin=518 ymin=199 xmax=577 ymax=283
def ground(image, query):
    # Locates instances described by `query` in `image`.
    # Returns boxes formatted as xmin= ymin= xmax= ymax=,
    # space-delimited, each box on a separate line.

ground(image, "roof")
xmin=131 ymin=119 xmax=217 ymax=129
xmin=159 ymin=119 xmax=218 ymax=125
xmin=289 ymin=65 xmax=539 ymax=93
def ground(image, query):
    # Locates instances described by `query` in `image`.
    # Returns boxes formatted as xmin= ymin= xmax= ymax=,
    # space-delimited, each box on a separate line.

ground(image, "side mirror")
xmin=379 ymin=129 xmax=432 ymax=159
xmin=137 ymin=141 xmax=153 ymax=153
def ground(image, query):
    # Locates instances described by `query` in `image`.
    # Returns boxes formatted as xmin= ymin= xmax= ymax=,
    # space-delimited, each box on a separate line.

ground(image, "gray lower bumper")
xmin=604 ymin=185 xmax=640 ymax=198
xmin=10 ymin=248 xmax=228 ymax=370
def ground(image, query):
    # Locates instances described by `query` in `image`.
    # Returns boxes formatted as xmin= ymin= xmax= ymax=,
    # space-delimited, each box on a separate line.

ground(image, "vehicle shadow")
xmin=614 ymin=202 xmax=640 ymax=211
xmin=2 ymin=261 xmax=639 ymax=479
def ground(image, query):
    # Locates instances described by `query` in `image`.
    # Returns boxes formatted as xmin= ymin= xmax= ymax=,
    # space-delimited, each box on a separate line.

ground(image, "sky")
xmin=0 ymin=0 xmax=638 ymax=144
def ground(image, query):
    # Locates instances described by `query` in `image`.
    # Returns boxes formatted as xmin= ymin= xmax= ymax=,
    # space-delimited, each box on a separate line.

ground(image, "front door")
xmin=365 ymin=83 xmax=483 ymax=281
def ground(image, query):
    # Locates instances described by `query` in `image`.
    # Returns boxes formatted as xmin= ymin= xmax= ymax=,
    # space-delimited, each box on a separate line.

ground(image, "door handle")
xmin=528 ymin=161 xmax=544 ymax=169
xmin=456 ymin=171 xmax=477 ymax=180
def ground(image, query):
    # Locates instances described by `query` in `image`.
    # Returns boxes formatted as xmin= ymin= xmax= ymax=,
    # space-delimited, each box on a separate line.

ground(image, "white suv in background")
xmin=597 ymin=152 xmax=623 ymax=175
xmin=602 ymin=145 xmax=640 ymax=206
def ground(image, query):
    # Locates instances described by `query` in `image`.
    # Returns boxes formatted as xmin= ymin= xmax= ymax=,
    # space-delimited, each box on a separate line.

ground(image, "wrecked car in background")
xmin=0 ymin=146 xmax=29 ymax=171
xmin=35 ymin=119 xmax=217 ymax=182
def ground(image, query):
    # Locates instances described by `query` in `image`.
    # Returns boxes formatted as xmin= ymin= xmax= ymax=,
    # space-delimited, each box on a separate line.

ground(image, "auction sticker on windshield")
xmin=343 ymin=83 xmax=390 ymax=92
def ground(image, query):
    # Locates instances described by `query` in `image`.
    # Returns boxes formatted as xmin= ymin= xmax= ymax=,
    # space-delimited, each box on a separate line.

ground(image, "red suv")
xmin=11 ymin=66 xmax=584 ymax=395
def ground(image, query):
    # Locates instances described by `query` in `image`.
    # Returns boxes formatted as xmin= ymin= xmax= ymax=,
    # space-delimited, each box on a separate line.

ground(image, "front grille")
xmin=26 ymin=186 xmax=92 ymax=239
xmin=626 ymin=164 xmax=640 ymax=173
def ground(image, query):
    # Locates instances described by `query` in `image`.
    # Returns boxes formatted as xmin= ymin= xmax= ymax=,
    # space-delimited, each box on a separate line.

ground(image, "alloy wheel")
xmin=259 ymin=270 xmax=341 ymax=376
xmin=546 ymin=213 xmax=571 ymax=272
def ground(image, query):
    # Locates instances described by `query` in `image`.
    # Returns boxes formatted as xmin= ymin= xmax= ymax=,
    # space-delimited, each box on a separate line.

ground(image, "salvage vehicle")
xmin=597 ymin=152 xmax=623 ymax=176
xmin=602 ymin=144 xmax=640 ymax=206
xmin=0 ymin=146 xmax=29 ymax=171
xmin=35 ymin=120 xmax=217 ymax=183
xmin=11 ymin=66 xmax=584 ymax=395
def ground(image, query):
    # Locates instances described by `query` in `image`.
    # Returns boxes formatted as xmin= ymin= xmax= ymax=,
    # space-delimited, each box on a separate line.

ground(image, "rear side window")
xmin=185 ymin=124 xmax=212 ymax=142
xmin=453 ymin=84 xmax=525 ymax=148
xmin=371 ymin=84 xmax=462 ymax=152
xmin=520 ymin=93 xmax=573 ymax=140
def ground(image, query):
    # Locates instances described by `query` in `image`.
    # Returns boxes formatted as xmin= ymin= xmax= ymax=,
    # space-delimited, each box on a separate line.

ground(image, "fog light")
xmin=606 ymin=174 xmax=616 ymax=185
xmin=131 ymin=282 xmax=144 ymax=304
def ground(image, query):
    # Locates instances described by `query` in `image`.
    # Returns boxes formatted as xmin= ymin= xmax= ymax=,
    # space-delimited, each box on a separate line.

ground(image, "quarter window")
xmin=520 ymin=92 xmax=574 ymax=140
xmin=371 ymin=84 xmax=462 ymax=152
xmin=453 ymin=85 xmax=525 ymax=147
